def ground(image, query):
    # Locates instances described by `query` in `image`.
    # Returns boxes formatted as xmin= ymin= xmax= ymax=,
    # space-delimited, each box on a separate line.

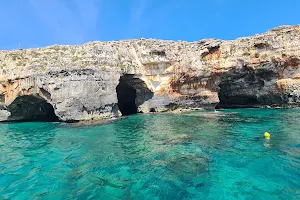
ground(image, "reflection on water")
xmin=0 ymin=109 xmax=299 ymax=199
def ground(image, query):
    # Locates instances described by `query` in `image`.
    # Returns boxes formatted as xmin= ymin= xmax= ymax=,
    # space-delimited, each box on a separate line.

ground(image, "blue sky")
xmin=0 ymin=0 xmax=299 ymax=50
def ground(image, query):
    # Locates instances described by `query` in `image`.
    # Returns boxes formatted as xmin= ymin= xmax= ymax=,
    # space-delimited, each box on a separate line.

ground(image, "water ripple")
xmin=0 ymin=109 xmax=299 ymax=199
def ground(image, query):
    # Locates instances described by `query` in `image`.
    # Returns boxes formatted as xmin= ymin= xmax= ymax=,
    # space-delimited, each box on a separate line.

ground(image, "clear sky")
xmin=0 ymin=0 xmax=299 ymax=50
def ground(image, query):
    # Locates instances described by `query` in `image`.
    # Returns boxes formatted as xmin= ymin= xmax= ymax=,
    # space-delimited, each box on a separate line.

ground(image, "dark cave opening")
xmin=216 ymin=94 xmax=260 ymax=109
xmin=116 ymin=74 xmax=154 ymax=116
xmin=116 ymin=75 xmax=138 ymax=116
xmin=7 ymin=95 xmax=59 ymax=122
xmin=216 ymin=68 xmax=284 ymax=109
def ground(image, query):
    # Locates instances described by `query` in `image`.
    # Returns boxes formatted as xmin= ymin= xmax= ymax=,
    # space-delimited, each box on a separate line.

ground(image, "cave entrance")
xmin=116 ymin=75 xmax=138 ymax=116
xmin=7 ymin=95 xmax=59 ymax=122
xmin=116 ymin=74 xmax=154 ymax=116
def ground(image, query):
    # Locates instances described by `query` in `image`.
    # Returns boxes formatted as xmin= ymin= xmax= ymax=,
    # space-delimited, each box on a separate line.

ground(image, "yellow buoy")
xmin=264 ymin=132 xmax=271 ymax=139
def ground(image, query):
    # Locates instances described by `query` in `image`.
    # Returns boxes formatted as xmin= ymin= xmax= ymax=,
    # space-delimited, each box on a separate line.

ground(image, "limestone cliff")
xmin=0 ymin=25 xmax=299 ymax=122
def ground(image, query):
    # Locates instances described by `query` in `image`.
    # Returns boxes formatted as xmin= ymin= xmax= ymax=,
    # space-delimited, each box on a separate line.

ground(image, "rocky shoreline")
xmin=0 ymin=25 xmax=299 ymax=122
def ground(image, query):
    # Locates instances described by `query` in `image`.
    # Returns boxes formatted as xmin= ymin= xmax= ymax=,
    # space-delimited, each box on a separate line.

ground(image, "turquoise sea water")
xmin=0 ymin=109 xmax=299 ymax=200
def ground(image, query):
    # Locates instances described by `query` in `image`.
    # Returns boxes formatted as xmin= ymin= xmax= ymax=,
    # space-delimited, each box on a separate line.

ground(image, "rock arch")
xmin=7 ymin=95 xmax=59 ymax=122
xmin=116 ymin=74 xmax=154 ymax=116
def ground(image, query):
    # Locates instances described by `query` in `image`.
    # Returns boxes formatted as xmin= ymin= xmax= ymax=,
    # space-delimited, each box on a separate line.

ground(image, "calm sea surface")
xmin=0 ymin=109 xmax=299 ymax=199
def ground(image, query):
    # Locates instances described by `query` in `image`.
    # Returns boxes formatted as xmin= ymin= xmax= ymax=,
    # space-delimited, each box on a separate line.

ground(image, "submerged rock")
xmin=0 ymin=25 xmax=299 ymax=122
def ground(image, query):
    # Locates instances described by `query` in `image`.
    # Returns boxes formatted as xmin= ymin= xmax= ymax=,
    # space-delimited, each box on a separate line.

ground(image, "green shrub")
xmin=71 ymin=56 xmax=81 ymax=62
xmin=200 ymin=57 xmax=207 ymax=61
xmin=120 ymin=64 xmax=125 ymax=70
xmin=242 ymin=51 xmax=251 ymax=56
xmin=260 ymin=54 xmax=268 ymax=59
xmin=80 ymin=61 xmax=89 ymax=68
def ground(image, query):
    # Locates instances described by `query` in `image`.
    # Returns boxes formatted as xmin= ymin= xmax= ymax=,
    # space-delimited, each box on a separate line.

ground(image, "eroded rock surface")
xmin=0 ymin=25 xmax=299 ymax=121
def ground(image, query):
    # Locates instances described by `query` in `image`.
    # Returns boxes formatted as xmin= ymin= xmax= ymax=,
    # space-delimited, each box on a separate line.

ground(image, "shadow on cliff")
xmin=216 ymin=64 xmax=288 ymax=108
xmin=116 ymin=74 xmax=154 ymax=116
xmin=7 ymin=95 xmax=59 ymax=122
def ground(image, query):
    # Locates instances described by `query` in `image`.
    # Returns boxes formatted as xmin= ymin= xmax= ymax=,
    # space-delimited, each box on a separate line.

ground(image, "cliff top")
xmin=0 ymin=25 xmax=299 ymax=79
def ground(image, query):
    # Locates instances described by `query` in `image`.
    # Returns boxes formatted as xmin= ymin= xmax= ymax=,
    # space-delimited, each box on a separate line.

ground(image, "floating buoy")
xmin=264 ymin=132 xmax=271 ymax=139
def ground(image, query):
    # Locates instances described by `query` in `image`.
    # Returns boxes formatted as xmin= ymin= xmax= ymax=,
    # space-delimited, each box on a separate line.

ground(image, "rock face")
xmin=0 ymin=25 xmax=299 ymax=122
